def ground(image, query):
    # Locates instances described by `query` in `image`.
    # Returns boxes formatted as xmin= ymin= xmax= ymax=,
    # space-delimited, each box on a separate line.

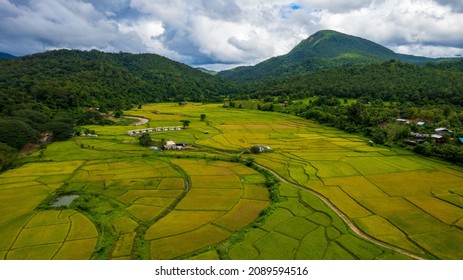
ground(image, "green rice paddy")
xmin=1 ymin=103 xmax=463 ymax=259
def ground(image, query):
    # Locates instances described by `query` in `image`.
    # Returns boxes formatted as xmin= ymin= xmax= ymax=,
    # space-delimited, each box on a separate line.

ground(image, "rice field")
xmin=2 ymin=102 xmax=463 ymax=259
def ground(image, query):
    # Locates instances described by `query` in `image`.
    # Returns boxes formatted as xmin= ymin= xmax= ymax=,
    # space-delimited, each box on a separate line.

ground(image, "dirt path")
xmin=254 ymin=162 xmax=426 ymax=260
xmin=124 ymin=116 xmax=149 ymax=126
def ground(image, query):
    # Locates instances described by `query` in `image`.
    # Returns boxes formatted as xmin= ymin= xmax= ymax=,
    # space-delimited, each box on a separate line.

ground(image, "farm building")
xmin=252 ymin=145 xmax=273 ymax=153
xmin=396 ymin=119 xmax=410 ymax=124
xmin=435 ymin=128 xmax=453 ymax=135
xmin=417 ymin=121 xmax=426 ymax=126
xmin=164 ymin=140 xmax=176 ymax=150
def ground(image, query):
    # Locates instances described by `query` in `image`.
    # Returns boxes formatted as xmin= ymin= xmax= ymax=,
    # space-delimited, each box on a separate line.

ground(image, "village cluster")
xmin=396 ymin=118 xmax=459 ymax=145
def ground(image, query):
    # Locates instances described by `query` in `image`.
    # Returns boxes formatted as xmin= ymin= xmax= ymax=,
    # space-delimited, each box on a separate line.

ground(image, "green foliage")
xmin=200 ymin=114 xmax=206 ymax=121
xmin=180 ymin=120 xmax=191 ymax=128
xmin=250 ymin=145 xmax=261 ymax=154
xmin=245 ymin=157 xmax=255 ymax=167
xmin=371 ymin=128 xmax=388 ymax=145
xmin=244 ymin=61 xmax=463 ymax=106
xmin=42 ymin=122 xmax=74 ymax=141
xmin=139 ymin=133 xmax=153 ymax=147
xmin=0 ymin=49 xmax=238 ymax=114
xmin=0 ymin=119 xmax=38 ymax=150
xmin=0 ymin=142 xmax=18 ymax=170
xmin=230 ymin=154 xmax=241 ymax=162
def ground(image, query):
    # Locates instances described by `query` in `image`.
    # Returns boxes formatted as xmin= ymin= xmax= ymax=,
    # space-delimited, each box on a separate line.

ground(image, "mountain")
xmin=219 ymin=30 xmax=433 ymax=82
xmin=0 ymin=52 xmax=16 ymax=59
xmin=0 ymin=49 xmax=239 ymax=112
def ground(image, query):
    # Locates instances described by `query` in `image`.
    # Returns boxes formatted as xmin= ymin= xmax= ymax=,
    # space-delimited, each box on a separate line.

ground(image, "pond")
xmin=52 ymin=195 xmax=80 ymax=207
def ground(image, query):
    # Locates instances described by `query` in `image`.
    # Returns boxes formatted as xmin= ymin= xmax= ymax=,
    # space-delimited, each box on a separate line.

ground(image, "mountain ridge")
xmin=0 ymin=52 xmax=17 ymax=59
xmin=218 ymin=30 xmax=434 ymax=82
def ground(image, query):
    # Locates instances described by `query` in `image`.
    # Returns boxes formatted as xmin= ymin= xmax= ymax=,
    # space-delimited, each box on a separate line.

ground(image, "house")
xmin=435 ymin=128 xmax=453 ymax=135
xmin=254 ymin=145 xmax=273 ymax=153
xmin=176 ymin=142 xmax=188 ymax=147
xmin=396 ymin=119 xmax=410 ymax=124
xmin=149 ymin=146 xmax=162 ymax=151
xmin=417 ymin=121 xmax=426 ymax=126
xmin=458 ymin=138 xmax=463 ymax=145
xmin=156 ymin=127 xmax=162 ymax=132
xmin=176 ymin=126 xmax=182 ymax=131
xmin=431 ymin=134 xmax=443 ymax=142
xmin=163 ymin=127 xmax=169 ymax=131
xmin=164 ymin=140 xmax=176 ymax=150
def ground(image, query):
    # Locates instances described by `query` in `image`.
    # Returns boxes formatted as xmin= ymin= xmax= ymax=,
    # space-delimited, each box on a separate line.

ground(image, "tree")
xmin=250 ymin=145 xmax=261 ymax=154
xmin=0 ymin=119 xmax=38 ymax=150
xmin=0 ymin=143 xmax=18 ymax=170
xmin=244 ymin=157 xmax=255 ymax=167
xmin=42 ymin=122 xmax=74 ymax=141
xmin=180 ymin=120 xmax=191 ymax=129
xmin=139 ymin=133 xmax=153 ymax=147
xmin=200 ymin=114 xmax=206 ymax=121
xmin=371 ymin=128 xmax=388 ymax=145
xmin=230 ymin=154 xmax=241 ymax=162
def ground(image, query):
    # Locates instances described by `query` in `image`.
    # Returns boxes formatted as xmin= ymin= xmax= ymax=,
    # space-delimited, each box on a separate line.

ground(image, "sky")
xmin=1 ymin=0 xmax=463 ymax=70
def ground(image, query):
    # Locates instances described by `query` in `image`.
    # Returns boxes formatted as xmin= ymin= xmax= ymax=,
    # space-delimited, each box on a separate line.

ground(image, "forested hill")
xmin=245 ymin=60 xmax=463 ymax=106
xmin=219 ymin=30 xmax=435 ymax=82
xmin=0 ymin=52 xmax=16 ymax=59
xmin=0 ymin=49 xmax=237 ymax=113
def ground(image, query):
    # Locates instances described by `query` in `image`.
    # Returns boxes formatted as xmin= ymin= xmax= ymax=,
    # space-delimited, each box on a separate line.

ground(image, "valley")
xmin=1 ymin=103 xmax=462 ymax=259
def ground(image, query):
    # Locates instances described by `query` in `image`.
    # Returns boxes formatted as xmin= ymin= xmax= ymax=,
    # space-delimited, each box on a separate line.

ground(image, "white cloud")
xmin=0 ymin=0 xmax=462 ymax=67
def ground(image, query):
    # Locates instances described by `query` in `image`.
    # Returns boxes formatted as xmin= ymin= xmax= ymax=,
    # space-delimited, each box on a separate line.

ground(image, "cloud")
xmin=0 ymin=0 xmax=462 ymax=68
xmin=318 ymin=0 xmax=463 ymax=51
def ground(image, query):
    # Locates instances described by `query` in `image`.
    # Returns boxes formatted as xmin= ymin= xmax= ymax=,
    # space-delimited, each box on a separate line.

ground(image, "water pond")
xmin=52 ymin=195 xmax=80 ymax=207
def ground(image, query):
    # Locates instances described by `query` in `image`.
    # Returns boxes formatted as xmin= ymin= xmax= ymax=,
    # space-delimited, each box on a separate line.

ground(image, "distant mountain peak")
xmin=0 ymin=52 xmax=16 ymax=59
xmin=218 ymin=30 xmax=432 ymax=82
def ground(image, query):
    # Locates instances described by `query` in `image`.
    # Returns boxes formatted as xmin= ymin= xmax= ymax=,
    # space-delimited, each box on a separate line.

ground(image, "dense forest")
xmin=0 ymin=49 xmax=237 ymax=114
xmin=241 ymin=60 xmax=463 ymax=106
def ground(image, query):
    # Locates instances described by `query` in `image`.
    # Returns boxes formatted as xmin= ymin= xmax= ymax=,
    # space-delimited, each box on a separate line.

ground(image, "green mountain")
xmin=0 ymin=49 xmax=237 ymax=113
xmin=0 ymin=52 xmax=16 ymax=59
xmin=219 ymin=30 xmax=433 ymax=82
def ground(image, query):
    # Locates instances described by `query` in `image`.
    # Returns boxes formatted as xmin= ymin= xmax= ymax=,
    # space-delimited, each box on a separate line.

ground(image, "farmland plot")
xmin=146 ymin=159 xmax=269 ymax=259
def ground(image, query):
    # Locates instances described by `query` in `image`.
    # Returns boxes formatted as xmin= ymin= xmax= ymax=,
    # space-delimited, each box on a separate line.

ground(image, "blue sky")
xmin=1 ymin=0 xmax=462 ymax=70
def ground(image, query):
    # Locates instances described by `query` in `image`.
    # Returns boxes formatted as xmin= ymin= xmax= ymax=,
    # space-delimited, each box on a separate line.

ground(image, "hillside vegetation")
xmin=0 ymin=49 xmax=236 ymax=113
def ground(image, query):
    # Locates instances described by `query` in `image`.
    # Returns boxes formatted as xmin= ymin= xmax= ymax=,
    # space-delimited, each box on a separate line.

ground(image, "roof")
xmin=459 ymin=138 xmax=463 ymax=143
xmin=435 ymin=127 xmax=452 ymax=132
xmin=165 ymin=140 xmax=176 ymax=145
